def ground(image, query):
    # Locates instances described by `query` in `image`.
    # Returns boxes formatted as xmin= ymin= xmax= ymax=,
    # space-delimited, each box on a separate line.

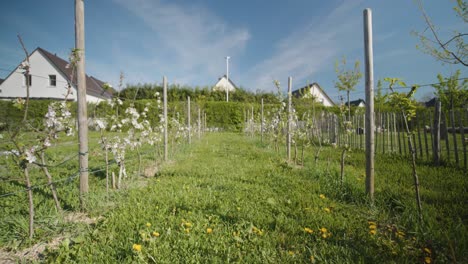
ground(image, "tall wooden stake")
xmin=198 ymin=107 xmax=201 ymax=140
xmin=364 ymin=8 xmax=375 ymax=200
xmin=261 ymin=98 xmax=264 ymax=143
xmin=433 ymin=99 xmax=441 ymax=165
xmin=287 ymin=77 xmax=292 ymax=161
xmin=76 ymin=0 xmax=88 ymax=207
xmin=163 ymin=76 xmax=168 ymax=161
xmin=188 ymin=96 xmax=191 ymax=144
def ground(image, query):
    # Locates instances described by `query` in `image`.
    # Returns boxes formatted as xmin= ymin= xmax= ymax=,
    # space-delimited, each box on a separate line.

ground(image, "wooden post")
xmin=187 ymin=96 xmax=191 ymax=144
xmin=433 ymin=100 xmax=441 ymax=165
xmin=198 ymin=107 xmax=201 ymax=140
xmin=251 ymin=105 xmax=254 ymax=138
xmin=287 ymin=77 xmax=292 ymax=161
xmin=390 ymin=113 xmax=394 ymax=152
xmin=414 ymin=118 xmax=418 ymax=159
xmin=375 ymin=113 xmax=379 ymax=154
xmin=450 ymin=108 xmax=459 ymax=166
xmin=458 ymin=110 xmax=466 ymax=171
xmin=416 ymin=113 xmax=423 ymax=159
xmin=163 ymin=76 xmax=168 ymax=161
xmin=261 ymin=98 xmax=264 ymax=143
xmin=423 ymin=112 xmax=430 ymax=161
xmin=364 ymin=8 xmax=375 ymax=200
xmin=382 ymin=113 xmax=386 ymax=154
xmin=443 ymin=112 xmax=450 ymax=162
xmin=75 ymin=0 xmax=88 ymax=205
xmin=397 ymin=113 xmax=402 ymax=155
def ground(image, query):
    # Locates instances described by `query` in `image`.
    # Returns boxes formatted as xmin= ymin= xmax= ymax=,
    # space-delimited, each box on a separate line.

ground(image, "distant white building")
xmin=213 ymin=75 xmax=237 ymax=93
xmin=349 ymin=99 xmax=365 ymax=107
xmin=0 ymin=47 xmax=112 ymax=103
xmin=292 ymin=82 xmax=335 ymax=107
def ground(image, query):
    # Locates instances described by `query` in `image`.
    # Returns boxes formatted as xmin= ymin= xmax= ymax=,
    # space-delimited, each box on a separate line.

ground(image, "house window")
xmin=49 ymin=75 xmax=57 ymax=87
xmin=24 ymin=74 xmax=32 ymax=86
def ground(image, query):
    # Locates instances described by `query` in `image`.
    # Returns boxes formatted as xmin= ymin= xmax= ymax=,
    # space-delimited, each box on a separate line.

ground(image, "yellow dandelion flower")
xmin=319 ymin=194 xmax=326 ymax=199
xmin=369 ymin=229 xmax=377 ymax=235
xmin=132 ymin=244 xmax=142 ymax=252
xmin=146 ymin=222 xmax=151 ymax=227
xmin=233 ymin=231 xmax=239 ymax=237
xmin=310 ymin=255 xmax=316 ymax=263
xmin=424 ymin=256 xmax=431 ymax=263
xmin=304 ymin=227 xmax=313 ymax=234
xmin=288 ymin=250 xmax=295 ymax=256
xmin=184 ymin=222 xmax=193 ymax=228
xmin=152 ymin=231 xmax=160 ymax=237
xmin=424 ymin=247 xmax=431 ymax=254
xmin=368 ymin=221 xmax=376 ymax=226
xmin=237 ymin=207 xmax=241 ymax=211
xmin=207 ymin=228 xmax=213 ymax=234
xmin=322 ymin=233 xmax=328 ymax=239
xmin=319 ymin=227 xmax=327 ymax=233
xmin=323 ymin=207 xmax=331 ymax=213
xmin=368 ymin=224 xmax=377 ymax=230
xmin=184 ymin=228 xmax=190 ymax=233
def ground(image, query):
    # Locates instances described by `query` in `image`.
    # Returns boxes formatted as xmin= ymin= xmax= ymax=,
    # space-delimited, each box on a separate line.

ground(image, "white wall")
xmin=0 ymin=50 xmax=77 ymax=100
xmin=305 ymin=84 xmax=334 ymax=107
xmin=213 ymin=77 xmax=236 ymax=92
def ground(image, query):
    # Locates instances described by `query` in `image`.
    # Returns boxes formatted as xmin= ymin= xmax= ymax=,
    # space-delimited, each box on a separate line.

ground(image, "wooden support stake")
xmin=163 ymin=76 xmax=168 ymax=161
xmin=287 ymin=77 xmax=292 ymax=161
xmin=422 ymin=112 xmax=430 ymax=161
xmin=450 ymin=108 xmax=459 ymax=165
xmin=187 ymin=96 xmax=191 ymax=144
xmin=75 ymin=0 xmax=88 ymax=206
xmin=364 ymin=8 xmax=375 ymax=200
xmin=197 ymin=107 xmax=201 ymax=140
xmin=261 ymin=98 xmax=264 ymax=143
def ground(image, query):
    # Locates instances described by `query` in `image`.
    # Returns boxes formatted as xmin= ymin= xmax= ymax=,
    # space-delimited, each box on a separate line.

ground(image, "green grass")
xmin=1 ymin=132 xmax=467 ymax=263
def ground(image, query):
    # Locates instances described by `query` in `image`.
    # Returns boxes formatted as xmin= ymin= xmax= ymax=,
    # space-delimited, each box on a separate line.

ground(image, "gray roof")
xmin=349 ymin=99 xmax=365 ymax=106
xmin=37 ymin=47 xmax=113 ymax=99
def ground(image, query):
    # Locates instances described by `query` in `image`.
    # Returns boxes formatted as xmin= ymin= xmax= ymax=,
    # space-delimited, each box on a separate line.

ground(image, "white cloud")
xmin=244 ymin=1 xmax=366 ymax=92
xmin=111 ymin=0 xmax=250 ymax=86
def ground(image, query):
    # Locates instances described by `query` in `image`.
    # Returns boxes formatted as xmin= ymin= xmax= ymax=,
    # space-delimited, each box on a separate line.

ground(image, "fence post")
xmin=163 ymin=76 xmax=168 ymax=161
xmin=433 ymin=99 xmax=441 ymax=166
xmin=187 ymin=96 xmax=191 ymax=145
xmin=458 ymin=110 xmax=466 ymax=172
xmin=251 ymin=106 xmax=254 ymax=138
xmin=75 ymin=0 xmax=88 ymax=206
xmin=287 ymin=77 xmax=292 ymax=162
xmin=261 ymin=98 xmax=264 ymax=143
xmin=450 ymin=107 xmax=460 ymax=166
xmin=364 ymin=8 xmax=375 ymax=200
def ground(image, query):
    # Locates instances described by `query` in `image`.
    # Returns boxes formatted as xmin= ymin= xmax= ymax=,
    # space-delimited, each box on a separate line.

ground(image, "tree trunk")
xmin=40 ymin=152 xmax=61 ymax=212
xmin=24 ymin=166 xmax=34 ymax=239
xmin=105 ymin=148 xmax=109 ymax=193
xmin=402 ymin=116 xmax=423 ymax=222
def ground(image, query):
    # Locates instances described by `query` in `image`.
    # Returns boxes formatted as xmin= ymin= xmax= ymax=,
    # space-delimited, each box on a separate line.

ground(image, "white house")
xmin=0 ymin=47 xmax=112 ymax=103
xmin=349 ymin=99 xmax=365 ymax=107
xmin=292 ymin=82 xmax=335 ymax=107
xmin=213 ymin=75 xmax=237 ymax=92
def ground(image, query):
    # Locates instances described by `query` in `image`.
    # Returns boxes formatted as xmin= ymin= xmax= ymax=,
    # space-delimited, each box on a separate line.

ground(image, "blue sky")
xmin=0 ymin=0 xmax=466 ymax=102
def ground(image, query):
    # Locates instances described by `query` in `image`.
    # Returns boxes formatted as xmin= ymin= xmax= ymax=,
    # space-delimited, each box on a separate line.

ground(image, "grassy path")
xmin=44 ymin=133 xmax=466 ymax=263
